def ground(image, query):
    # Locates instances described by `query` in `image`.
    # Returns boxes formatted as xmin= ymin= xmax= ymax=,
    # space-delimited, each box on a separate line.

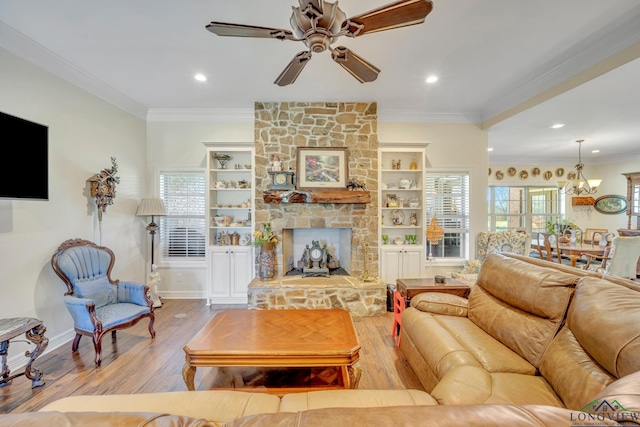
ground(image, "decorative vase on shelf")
xmin=257 ymin=242 xmax=276 ymax=281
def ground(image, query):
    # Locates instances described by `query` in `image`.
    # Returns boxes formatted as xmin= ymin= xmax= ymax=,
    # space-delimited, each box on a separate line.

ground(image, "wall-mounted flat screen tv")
xmin=0 ymin=111 xmax=49 ymax=200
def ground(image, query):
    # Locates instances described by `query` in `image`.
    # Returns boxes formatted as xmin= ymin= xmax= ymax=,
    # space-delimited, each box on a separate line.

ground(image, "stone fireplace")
xmin=248 ymin=101 xmax=386 ymax=316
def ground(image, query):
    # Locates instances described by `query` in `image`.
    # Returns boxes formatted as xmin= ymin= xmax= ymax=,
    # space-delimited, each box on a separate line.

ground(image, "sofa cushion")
xmin=469 ymin=254 xmax=578 ymax=368
xmin=539 ymin=327 xmax=616 ymax=410
xmin=587 ymin=370 xmax=640 ymax=414
xmin=566 ymin=277 xmax=640 ymax=378
xmin=39 ymin=390 xmax=281 ymax=424
xmin=430 ymin=365 xmax=564 ymax=407
xmin=401 ymin=307 xmax=535 ymax=391
xmin=74 ymin=276 xmax=116 ymax=309
xmin=226 ymin=404 xmax=602 ymax=427
xmin=1 ymin=412 xmax=219 ymax=427
xmin=411 ymin=292 xmax=468 ymax=316
xmin=279 ymin=389 xmax=437 ymax=412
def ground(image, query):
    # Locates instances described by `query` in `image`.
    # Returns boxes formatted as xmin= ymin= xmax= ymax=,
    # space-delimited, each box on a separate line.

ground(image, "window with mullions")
xmin=159 ymin=171 xmax=206 ymax=261
xmin=487 ymin=186 xmax=561 ymax=233
xmin=425 ymin=173 xmax=470 ymax=259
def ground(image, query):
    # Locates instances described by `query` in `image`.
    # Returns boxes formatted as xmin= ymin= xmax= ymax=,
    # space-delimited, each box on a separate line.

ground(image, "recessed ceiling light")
xmin=551 ymin=123 xmax=565 ymax=129
xmin=425 ymin=75 xmax=438 ymax=84
xmin=487 ymin=147 xmax=494 ymax=152
xmin=194 ymin=73 xmax=207 ymax=82
xmin=592 ymin=150 xmax=600 ymax=154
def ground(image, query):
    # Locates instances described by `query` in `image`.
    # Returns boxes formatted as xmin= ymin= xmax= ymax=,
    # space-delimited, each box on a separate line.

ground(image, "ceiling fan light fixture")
xmin=206 ymin=0 xmax=433 ymax=86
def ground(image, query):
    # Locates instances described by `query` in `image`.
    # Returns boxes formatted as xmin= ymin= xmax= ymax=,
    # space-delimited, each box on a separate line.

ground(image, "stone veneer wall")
xmin=254 ymin=102 xmax=379 ymax=279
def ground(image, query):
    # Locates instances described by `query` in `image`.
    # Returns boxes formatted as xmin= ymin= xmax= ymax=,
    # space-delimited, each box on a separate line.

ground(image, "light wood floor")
xmin=1 ymin=300 xmax=423 ymax=414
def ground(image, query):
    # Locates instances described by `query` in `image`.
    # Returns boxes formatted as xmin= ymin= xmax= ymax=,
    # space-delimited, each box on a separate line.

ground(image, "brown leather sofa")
xmin=401 ymin=253 xmax=640 ymax=409
xmin=0 ymin=376 xmax=639 ymax=426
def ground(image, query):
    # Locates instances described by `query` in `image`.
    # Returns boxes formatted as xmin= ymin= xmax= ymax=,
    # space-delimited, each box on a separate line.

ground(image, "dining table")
xmin=556 ymin=243 xmax=607 ymax=268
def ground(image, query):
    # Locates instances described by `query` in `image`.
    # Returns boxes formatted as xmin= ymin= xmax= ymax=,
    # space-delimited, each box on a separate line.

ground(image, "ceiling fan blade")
xmin=343 ymin=0 xmax=433 ymax=37
xmin=206 ymin=22 xmax=295 ymax=41
xmin=331 ymin=47 xmax=380 ymax=83
xmin=274 ymin=51 xmax=313 ymax=86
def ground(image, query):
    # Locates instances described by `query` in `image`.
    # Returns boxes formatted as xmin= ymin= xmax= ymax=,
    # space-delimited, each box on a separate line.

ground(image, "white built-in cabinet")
xmin=378 ymin=146 xmax=426 ymax=285
xmin=205 ymin=144 xmax=255 ymax=304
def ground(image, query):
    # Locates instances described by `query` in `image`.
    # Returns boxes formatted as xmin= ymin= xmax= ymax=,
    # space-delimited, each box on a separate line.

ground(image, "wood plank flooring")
xmin=1 ymin=300 xmax=423 ymax=414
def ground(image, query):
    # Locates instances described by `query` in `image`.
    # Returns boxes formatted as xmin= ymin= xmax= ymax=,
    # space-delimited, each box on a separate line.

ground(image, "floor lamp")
xmin=136 ymin=198 xmax=166 ymax=308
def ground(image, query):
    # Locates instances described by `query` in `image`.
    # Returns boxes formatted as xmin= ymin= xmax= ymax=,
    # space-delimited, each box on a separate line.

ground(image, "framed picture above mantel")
xmin=296 ymin=147 xmax=348 ymax=190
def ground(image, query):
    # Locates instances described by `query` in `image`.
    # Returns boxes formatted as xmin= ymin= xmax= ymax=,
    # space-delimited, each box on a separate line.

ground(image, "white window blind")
xmin=425 ymin=173 xmax=470 ymax=232
xmin=159 ymin=171 xmax=206 ymax=260
xmin=425 ymin=173 xmax=470 ymax=258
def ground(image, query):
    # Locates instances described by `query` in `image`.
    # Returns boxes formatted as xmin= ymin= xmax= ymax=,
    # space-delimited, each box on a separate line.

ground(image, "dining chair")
xmin=581 ymin=232 xmax=615 ymax=271
xmin=583 ymin=228 xmax=608 ymax=245
xmin=536 ymin=232 xmax=555 ymax=262
xmin=602 ymin=236 xmax=640 ymax=280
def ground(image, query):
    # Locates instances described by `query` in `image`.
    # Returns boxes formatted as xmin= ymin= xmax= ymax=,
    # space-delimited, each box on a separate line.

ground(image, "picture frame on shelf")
xmin=386 ymin=193 xmax=398 ymax=207
xmin=296 ymin=147 xmax=348 ymax=189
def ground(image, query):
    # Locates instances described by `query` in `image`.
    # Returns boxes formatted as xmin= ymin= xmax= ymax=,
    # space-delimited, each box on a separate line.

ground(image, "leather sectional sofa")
xmin=401 ymin=253 xmax=640 ymax=408
xmin=1 ymin=253 xmax=639 ymax=426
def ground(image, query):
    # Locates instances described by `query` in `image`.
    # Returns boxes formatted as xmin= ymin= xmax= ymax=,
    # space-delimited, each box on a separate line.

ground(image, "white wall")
xmin=146 ymin=120 xmax=254 ymax=298
xmin=0 ymin=49 xmax=147 ymax=363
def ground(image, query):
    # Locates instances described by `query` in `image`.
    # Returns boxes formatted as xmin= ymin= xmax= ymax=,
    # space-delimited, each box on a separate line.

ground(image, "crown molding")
xmin=0 ymin=21 xmax=148 ymax=119
xmin=481 ymin=10 xmax=640 ymax=126
xmin=377 ymin=108 xmax=480 ymax=123
xmin=146 ymin=108 xmax=254 ymax=122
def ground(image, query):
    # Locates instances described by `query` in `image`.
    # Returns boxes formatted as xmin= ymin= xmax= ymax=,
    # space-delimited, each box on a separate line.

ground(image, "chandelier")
xmin=561 ymin=139 xmax=602 ymax=196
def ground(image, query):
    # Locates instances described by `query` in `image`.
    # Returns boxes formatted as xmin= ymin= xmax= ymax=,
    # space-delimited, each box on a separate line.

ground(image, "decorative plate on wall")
xmin=488 ymin=167 xmax=492 ymax=176
xmin=556 ymin=167 xmax=565 ymax=177
xmin=543 ymin=170 xmax=553 ymax=180
xmin=594 ymin=195 xmax=628 ymax=215
xmin=507 ymin=167 xmax=517 ymax=177
xmin=495 ymin=170 xmax=504 ymax=180
xmin=531 ymin=167 xmax=540 ymax=177
xmin=567 ymin=171 xmax=577 ymax=180
xmin=519 ymin=170 xmax=529 ymax=180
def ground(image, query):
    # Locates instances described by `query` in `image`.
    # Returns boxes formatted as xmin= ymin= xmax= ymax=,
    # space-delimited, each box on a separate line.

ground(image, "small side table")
xmin=0 ymin=317 xmax=48 ymax=388
xmin=396 ymin=277 xmax=470 ymax=307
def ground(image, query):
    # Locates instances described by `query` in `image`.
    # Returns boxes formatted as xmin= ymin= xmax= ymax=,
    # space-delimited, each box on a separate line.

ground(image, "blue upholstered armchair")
xmin=51 ymin=238 xmax=155 ymax=367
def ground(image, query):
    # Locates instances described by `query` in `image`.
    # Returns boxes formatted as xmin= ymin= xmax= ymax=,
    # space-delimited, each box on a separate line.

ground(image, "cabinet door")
xmin=402 ymin=247 xmax=424 ymax=279
xmin=230 ymin=247 xmax=253 ymax=299
xmin=380 ymin=248 xmax=402 ymax=285
xmin=209 ymin=249 xmax=231 ymax=298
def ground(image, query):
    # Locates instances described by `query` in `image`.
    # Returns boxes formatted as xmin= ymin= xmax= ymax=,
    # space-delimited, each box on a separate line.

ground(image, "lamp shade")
xmin=136 ymin=198 xmax=166 ymax=217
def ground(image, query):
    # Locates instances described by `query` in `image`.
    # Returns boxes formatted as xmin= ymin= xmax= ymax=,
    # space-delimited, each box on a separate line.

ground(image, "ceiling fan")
xmin=206 ymin=0 xmax=433 ymax=86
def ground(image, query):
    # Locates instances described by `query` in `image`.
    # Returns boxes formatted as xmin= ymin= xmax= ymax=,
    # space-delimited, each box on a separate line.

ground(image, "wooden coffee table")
xmin=182 ymin=309 xmax=361 ymax=393
xmin=396 ymin=277 xmax=470 ymax=306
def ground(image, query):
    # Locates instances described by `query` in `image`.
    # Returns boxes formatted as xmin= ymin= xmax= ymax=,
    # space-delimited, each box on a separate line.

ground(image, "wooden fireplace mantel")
xmin=263 ymin=189 xmax=371 ymax=204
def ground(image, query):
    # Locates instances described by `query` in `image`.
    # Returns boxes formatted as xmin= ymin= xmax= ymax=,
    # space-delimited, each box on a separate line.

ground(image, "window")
xmin=425 ymin=172 xmax=470 ymax=259
xmin=487 ymin=186 xmax=561 ymax=233
xmin=159 ymin=171 xmax=206 ymax=261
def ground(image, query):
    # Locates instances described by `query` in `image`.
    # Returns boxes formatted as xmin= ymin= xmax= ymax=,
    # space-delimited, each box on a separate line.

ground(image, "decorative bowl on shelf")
xmin=244 ymin=164 xmax=251 ymax=169
xmin=213 ymin=216 xmax=226 ymax=227
xmin=394 ymin=237 xmax=404 ymax=245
